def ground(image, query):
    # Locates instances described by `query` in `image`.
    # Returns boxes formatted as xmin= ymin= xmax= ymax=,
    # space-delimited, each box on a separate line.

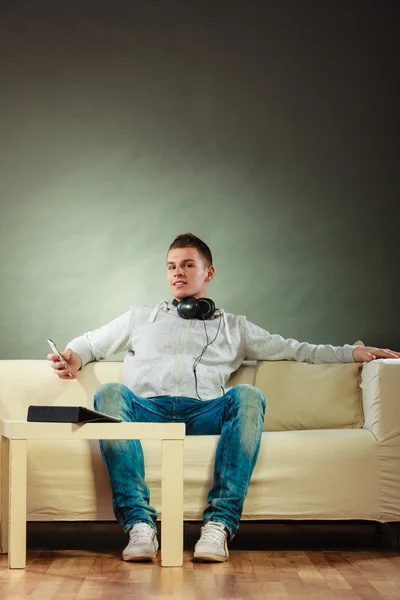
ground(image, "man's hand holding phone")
xmin=47 ymin=339 xmax=82 ymax=380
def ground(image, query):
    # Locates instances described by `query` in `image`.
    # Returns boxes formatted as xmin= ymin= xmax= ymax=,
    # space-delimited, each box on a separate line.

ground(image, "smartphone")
xmin=47 ymin=338 xmax=73 ymax=378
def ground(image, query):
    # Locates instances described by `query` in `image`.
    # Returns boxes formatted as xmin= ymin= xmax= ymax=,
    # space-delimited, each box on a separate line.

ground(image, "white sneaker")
xmin=122 ymin=523 xmax=159 ymax=562
xmin=193 ymin=521 xmax=229 ymax=562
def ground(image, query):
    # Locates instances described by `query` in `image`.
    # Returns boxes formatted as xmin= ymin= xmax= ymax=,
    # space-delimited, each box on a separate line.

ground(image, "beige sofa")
xmin=1 ymin=356 xmax=400 ymax=540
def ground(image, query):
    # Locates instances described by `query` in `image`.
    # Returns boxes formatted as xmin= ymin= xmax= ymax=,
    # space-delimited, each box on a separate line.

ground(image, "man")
xmin=47 ymin=232 xmax=400 ymax=563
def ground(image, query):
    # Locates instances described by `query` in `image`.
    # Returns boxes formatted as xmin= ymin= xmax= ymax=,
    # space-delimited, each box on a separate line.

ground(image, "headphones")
xmin=172 ymin=296 xmax=223 ymax=400
xmin=173 ymin=296 xmax=215 ymax=321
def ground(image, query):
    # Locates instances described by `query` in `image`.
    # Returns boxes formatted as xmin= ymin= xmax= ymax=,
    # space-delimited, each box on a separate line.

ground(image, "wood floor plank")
xmin=1 ymin=548 xmax=400 ymax=599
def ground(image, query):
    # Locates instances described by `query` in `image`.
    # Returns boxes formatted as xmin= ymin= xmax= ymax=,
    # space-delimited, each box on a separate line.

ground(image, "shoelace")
xmin=127 ymin=524 xmax=155 ymax=547
xmin=200 ymin=523 xmax=226 ymax=548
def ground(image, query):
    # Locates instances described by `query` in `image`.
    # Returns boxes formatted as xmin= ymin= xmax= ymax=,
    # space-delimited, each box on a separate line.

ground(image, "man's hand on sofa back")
xmin=352 ymin=346 xmax=400 ymax=363
xmin=47 ymin=348 xmax=82 ymax=380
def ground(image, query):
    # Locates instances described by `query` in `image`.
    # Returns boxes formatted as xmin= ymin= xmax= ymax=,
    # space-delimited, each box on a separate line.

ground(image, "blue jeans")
xmin=94 ymin=383 xmax=266 ymax=540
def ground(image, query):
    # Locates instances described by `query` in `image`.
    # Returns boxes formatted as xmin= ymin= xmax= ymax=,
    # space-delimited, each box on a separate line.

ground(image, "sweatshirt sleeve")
xmin=66 ymin=308 xmax=133 ymax=368
xmin=244 ymin=319 xmax=355 ymax=363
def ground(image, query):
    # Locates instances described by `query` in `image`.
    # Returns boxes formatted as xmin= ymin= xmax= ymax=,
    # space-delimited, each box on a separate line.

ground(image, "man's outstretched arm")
xmin=243 ymin=318 xmax=400 ymax=364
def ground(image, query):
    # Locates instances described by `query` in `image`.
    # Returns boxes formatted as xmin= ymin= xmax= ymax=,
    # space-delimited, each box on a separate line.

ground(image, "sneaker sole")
xmin=123 ymin=551 xmax=157 ymax=562
xmin=193 ymin=552 xmax=228 ymax=563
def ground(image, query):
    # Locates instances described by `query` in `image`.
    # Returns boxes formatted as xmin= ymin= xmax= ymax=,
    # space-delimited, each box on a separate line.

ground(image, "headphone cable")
xmin=193 ymin=308 xmax=223 ymax=400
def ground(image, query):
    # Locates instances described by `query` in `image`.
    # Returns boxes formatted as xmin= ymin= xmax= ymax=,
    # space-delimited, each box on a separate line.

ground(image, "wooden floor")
xmin=1 ymin=522 xmax=400 ymax=599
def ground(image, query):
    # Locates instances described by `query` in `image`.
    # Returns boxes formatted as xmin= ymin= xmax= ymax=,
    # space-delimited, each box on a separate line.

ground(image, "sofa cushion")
xmin=254 ymin=361 xmax=363 ymax=431
xmin=0 ymin=360 xmax=363 ymax=433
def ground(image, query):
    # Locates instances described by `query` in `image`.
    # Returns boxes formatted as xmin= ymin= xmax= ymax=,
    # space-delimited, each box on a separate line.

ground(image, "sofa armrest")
xmin=361 ymin=359 xmax=400 ymax=442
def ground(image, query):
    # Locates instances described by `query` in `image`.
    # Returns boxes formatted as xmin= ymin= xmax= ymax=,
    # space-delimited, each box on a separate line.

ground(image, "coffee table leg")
xmin=9 ymin=439 xmax=27 ymax=568
xmin=161 ymin=439 xmax=184 ymax=567
xmin=1 ymin=436 xmax=10 ymax=554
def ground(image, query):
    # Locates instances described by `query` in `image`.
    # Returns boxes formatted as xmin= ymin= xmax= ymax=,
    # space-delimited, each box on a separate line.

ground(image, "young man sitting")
xmin=47 ymin=232 xmax=400 ymax=563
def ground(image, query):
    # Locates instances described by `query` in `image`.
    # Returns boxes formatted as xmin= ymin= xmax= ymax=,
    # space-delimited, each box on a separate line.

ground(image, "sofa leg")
xmin=375 ymin=522 xmax=389 ymax=535
xmin=397 ymin=523 xmax=400 ymax=553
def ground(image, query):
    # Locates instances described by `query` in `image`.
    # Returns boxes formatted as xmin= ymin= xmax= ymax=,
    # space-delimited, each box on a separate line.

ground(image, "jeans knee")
xmin=230 ymin=384 xmax=266 ymax=414
xmin=227 ymin=384 xmax=265 ymax=455
xmin=94 ymin=382 xmax=126 ymax=415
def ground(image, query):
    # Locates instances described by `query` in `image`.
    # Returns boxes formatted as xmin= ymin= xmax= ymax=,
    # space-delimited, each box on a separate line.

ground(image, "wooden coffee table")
xmin=0 ymin=420 xmax=185 ymax=568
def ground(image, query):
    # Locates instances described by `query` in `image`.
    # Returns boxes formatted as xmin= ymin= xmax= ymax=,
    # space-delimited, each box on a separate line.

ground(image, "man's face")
xmin=166 ymin=247 xmax=215 ymax=300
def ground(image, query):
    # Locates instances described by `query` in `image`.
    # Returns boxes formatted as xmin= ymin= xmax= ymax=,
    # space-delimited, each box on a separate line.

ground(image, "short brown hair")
xmin=168 ymin=233 xmax=213 ymax=266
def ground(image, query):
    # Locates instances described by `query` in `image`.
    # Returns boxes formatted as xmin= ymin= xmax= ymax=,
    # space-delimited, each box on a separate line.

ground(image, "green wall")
xmin=0 ymin=1 xmax=399 ymax=359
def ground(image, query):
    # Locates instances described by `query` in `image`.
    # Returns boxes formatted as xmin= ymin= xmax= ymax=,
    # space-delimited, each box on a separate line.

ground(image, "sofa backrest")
xmin=0 ymin=359 xmax=363 ymax=432
xmin=256 ymin=361 xmax=363 ymax=431
xmin=225 ymin=360 xmax=364 ymax=431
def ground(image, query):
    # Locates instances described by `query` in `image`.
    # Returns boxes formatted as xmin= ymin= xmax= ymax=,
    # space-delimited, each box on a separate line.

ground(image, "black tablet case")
xmin=27 ymin=405 xmax=122 ymax=423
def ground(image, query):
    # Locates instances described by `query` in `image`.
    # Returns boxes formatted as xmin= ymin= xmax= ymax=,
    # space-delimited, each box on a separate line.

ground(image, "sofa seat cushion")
xmin=23 ymin=429 xmax=379 ymax=522
xmin=255 ymin=361 xmax=363 ymax=431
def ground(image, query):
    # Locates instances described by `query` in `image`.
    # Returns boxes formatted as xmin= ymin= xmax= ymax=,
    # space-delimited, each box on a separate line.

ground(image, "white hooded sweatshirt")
xmin=66 ymin=300 xmax=355 ymax=400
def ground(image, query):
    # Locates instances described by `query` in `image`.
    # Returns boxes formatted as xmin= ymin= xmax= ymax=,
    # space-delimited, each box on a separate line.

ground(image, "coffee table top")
xmin=1 ymin=420 xmax=185 ymax=440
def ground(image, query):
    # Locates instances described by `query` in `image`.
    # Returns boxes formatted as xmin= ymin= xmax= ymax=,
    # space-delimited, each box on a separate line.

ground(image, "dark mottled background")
xmin=0 ymin=0 xmax=398 ymax=358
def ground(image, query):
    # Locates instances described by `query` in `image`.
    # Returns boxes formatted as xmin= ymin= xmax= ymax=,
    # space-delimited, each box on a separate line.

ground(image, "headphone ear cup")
xmin=197 ymin=298 xmax=215 ymax=320
xmin=176 ymin=296 xmax=199 ymax=319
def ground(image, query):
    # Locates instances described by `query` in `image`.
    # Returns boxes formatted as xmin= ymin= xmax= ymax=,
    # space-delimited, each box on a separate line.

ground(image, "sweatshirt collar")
xmin=147 ymin=299 xmax=232 ymax=344
xmin=148 ymin=299 xmax=169 ymax=323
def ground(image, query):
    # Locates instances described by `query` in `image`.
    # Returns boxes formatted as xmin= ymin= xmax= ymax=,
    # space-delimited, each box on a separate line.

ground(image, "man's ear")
xmin=205 ymin=266 xmax=215 ymax=283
